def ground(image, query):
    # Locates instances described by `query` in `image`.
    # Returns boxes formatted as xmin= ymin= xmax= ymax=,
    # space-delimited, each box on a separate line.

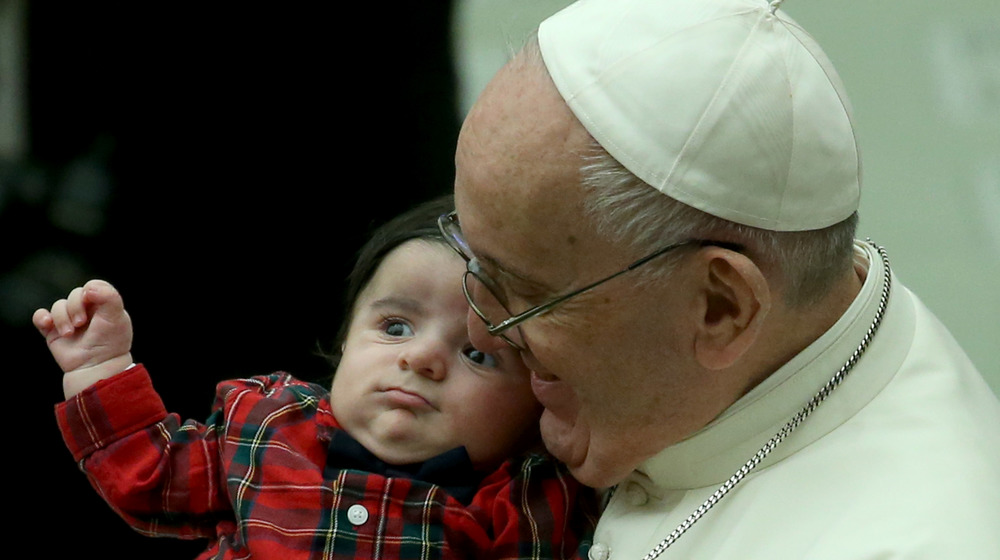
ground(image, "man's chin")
xmin=539 ymin=409 xmax=632 ymax=488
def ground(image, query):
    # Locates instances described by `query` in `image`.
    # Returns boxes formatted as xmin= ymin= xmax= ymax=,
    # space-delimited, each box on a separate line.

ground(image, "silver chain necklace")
xmin=640 ymin=240 xmax=892 ymax=560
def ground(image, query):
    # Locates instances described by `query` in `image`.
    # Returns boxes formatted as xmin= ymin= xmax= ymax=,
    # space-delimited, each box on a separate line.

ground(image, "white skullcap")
xmin=538 ymin=0 xmax=861 ymax=231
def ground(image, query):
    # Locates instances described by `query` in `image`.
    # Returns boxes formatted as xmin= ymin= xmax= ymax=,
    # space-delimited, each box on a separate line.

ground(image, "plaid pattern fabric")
xmin=56 ymin=365 xmax=596 ymax=559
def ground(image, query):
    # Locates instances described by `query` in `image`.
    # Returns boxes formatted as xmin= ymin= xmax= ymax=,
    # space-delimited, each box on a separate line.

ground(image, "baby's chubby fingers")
xmin=35 ymin=286 xmax=85 ymax=340
xmin=35 ymin=279 xmax=133 ymax=394
xmin=78 ymin=279 xmax=126 ymax=320
xmin=32 ymin=280 xmax=127 ymax=340
xmin=64 ymin=285 xmax=91 ymax=328
xmin=31 ymin=307 xmax=57 ymax=338
xmin=34 ymin=294 xmax=75 ymax=340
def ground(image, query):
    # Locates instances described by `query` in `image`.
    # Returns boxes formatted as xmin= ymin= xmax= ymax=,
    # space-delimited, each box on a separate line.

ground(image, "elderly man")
xmin=441 ymin=0 xmax=1000 ymax=557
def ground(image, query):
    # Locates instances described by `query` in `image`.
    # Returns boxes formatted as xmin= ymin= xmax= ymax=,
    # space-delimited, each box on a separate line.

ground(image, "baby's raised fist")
xmin=35 ymin=279 xmax=135 ymax=398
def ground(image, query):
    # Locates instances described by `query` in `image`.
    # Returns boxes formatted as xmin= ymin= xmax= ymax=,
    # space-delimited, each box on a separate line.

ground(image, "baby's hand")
xmin=33 ymin=279 xmax=135 ymax=398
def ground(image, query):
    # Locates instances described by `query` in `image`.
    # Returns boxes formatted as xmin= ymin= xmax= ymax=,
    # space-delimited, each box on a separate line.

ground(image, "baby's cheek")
xmin=328 ymin=388 xmax=362 ymax=431
xmin=461 ymin=387 xmax=542 ymax=464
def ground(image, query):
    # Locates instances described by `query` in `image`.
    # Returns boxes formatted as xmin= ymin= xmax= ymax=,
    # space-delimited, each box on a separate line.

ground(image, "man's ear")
xmin=692 ymin=248 xmax=771 ymax=370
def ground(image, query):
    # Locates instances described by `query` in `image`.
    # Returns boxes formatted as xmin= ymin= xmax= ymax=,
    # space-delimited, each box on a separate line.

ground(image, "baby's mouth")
xmin=382 ymin=387 xmax=435 ymax=410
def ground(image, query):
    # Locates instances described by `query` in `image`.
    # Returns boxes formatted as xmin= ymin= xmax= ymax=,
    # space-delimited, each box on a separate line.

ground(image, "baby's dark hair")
xmin=328 ymin=194 xmax=456 ymax=368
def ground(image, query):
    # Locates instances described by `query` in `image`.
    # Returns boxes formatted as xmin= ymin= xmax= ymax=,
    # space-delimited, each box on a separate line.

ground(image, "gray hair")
xmin=579 ymin=143 xmax=859 ymax=308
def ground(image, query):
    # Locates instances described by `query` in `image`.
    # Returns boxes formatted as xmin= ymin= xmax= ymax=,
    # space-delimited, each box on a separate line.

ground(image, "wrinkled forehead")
xmin=456 ymin=54 xmax=594 ymax=233
xmin=454 ymin=60 xmax=599 ymax=277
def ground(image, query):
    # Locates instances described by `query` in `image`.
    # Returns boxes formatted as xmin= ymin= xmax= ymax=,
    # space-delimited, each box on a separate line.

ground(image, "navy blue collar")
xmin=324 ymin=429 xmax=484 ymax=505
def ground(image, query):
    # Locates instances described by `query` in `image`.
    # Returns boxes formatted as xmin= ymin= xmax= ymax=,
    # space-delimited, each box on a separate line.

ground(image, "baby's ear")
xmin=692 ymin=248 xmax=770 ymax=371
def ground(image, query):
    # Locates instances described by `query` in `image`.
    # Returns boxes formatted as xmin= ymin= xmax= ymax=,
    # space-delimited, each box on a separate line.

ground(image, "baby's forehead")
xmin=365 ymin=240 xmax=463 ymax=290
xmin=350 ymin=242 xmax=468 ymax=322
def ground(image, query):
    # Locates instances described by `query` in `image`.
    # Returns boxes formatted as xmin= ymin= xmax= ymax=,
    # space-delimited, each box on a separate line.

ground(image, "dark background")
xmin=3 ymin=4 xmax=459 ymax=557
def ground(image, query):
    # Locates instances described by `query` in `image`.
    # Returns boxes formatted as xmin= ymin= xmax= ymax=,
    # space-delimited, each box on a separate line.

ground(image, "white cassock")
xmin=591 ymin=241 xmax=1000 ymax=560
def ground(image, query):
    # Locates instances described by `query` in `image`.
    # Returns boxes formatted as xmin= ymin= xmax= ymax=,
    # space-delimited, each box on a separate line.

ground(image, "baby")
xmin=37 ymin=195 xmax=595 ymax=559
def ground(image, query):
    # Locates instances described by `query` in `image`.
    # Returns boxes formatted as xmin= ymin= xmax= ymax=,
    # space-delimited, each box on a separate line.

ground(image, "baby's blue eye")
xmin=463 ymin=346 xmax=499 ymax=368
xmin=384 ymin=320 xmax=414 ymax=337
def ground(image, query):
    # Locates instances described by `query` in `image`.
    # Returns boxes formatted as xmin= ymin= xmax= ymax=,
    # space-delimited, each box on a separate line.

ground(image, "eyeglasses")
xmin=438 ymin=211 xmax=735 ymax=350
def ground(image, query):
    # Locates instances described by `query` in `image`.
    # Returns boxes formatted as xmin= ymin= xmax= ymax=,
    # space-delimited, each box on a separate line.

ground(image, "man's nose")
xmin=467 ymin=308 xmax=508 ymax=354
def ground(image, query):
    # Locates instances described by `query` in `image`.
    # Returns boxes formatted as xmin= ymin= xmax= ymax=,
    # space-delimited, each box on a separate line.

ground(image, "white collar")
xmin=637 ymin=241 xmax=913 ymax=490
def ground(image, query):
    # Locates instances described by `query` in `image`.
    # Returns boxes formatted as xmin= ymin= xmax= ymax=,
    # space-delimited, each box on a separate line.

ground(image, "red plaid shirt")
xmin=56 ymin=365 xmax=596 ymax=559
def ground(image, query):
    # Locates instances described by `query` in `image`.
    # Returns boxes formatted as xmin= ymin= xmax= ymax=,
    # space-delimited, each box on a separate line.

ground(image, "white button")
xmin=347 ymin=504 xmax=369 ymax=526
xmin=589 ymin=542 xmax=610 ymax=560
xmin=624 ymin=481 xmax=649 ymax=506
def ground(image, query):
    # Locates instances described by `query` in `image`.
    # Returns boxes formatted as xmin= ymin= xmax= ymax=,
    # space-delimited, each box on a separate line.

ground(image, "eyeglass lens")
xmin=441 ymin=212 xmax=528 ymax=349
xmin=461 ymin=268 xmax=526 ymax=349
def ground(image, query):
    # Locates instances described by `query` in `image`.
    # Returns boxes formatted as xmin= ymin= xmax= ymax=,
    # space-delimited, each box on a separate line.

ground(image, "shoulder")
xmin=216 ymin=372 xmax=328 ymax=401
xmin=476 ymin=451 xmax=592 ymax=507
xmin=488 ymin=452 xmax=575 ymax=482
xmin=472 ymin=453 xmax=599 ymax=557
xmin=212 ymin=372 xmax=333 ymax=425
